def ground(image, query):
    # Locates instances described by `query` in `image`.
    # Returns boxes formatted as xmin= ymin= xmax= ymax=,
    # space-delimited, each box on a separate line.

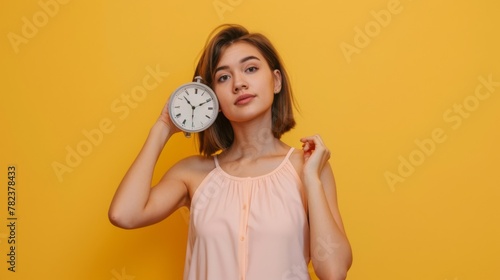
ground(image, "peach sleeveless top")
xmin=183 ymin=148 xmax=311 ymax=280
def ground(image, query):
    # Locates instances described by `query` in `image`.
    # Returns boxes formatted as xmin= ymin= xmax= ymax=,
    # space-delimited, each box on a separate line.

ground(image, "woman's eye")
xmin=217 ymin=74 xmax=230 ymax=82
xmin=246 ymin=66 xmax=258 ymax=73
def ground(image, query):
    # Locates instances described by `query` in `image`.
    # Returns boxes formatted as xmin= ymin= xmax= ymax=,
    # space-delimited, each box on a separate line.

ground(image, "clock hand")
xmin=184 ymin=96 xmax=196 ymax=109
xmin=191 ymin=110 xmax=195 ymax=129
xmin=197 ymin=98 xmax=213 ymax=107
xmin=191 ymin=104 xmax=195 ymax=129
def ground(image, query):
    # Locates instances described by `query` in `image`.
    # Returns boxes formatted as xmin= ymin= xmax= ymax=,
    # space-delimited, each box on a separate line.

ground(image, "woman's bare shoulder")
xmin=170 ymin=154 xmax=216 ymax=174
xmin=166 ymin=154 xmax=216 ymax=198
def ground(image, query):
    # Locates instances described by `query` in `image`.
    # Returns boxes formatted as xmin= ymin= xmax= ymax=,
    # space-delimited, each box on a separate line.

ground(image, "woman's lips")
xmin=234 ymin=94 xmax=256 ymax=105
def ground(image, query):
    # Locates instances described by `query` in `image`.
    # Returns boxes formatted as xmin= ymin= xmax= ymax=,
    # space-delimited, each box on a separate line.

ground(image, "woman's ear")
xmin=273 ymin=69 xmax=282 ymax=94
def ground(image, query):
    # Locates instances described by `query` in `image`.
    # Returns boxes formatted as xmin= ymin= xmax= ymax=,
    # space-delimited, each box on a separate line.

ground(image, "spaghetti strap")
xmin=214 ymin=154 xmax=221 ymax=168
xmin=284 ymin=147 xmax=295 ymax=161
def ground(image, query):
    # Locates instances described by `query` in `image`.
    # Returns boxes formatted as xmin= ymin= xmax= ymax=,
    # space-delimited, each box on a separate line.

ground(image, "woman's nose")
xmin=232 ymin=72 xmax=248 ymax=93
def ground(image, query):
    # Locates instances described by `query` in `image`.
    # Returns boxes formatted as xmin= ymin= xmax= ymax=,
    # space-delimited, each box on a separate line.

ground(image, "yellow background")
xmin=1 ymin=0 xmax=499 ymax=279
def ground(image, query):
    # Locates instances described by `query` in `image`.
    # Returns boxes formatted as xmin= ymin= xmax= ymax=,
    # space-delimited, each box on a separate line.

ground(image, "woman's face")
xmin=213 ymin=42 xmax=282 ymax=124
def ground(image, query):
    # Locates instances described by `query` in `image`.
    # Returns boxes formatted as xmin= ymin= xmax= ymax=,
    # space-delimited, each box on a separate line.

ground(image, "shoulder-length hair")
xmin=194 ymin=24 xmax=296 ymax=156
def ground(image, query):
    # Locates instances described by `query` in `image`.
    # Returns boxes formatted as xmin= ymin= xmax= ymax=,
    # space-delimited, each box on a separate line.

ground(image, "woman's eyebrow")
xmin=215 ymin=55 xmax=261 ymax=74
xmin=240 ymin=55 xmax=260 ymax=64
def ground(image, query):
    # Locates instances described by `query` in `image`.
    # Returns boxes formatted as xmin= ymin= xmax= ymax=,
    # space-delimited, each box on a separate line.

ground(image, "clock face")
xmin=168 ymin=82 xmax=219 ymax=133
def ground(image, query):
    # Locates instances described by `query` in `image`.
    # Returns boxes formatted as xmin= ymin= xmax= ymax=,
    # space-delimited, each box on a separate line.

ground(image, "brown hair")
xmin=195 ymin=24 xmax=296 ymax=156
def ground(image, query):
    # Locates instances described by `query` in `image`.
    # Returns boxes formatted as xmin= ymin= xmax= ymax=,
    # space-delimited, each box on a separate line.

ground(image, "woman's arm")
xmin=108 ymin=105 xmax=189 ymax=229
xmin=301 ymin=135 xmax=352 ymax=280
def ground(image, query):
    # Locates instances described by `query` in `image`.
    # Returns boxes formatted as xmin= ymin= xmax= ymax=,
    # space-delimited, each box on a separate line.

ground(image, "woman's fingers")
xmin=301 ymin=135 xmax=328 ymax=154
xmin=157 ymin=99 xmax=182 ymax=134
xmin=300 ymin=134 xmax=331 ymax=175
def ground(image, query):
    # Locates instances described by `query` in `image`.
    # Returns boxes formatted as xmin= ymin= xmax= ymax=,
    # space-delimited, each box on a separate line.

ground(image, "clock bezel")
xmin=168 ymin=79 xmax=219 ymax=134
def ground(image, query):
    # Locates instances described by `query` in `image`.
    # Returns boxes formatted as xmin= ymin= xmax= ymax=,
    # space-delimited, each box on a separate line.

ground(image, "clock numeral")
xmin=201 ymin=91 xmax=206 ymax=96
xmin=182 ymin=119 xmax=186 ymax=126
xmin=175 ymin=113 xmax=181 ymax=118
xmin=195 ymin=88 xmax=198 ymax=94
xmin=208 ymin=107 xmax=213 ymax=110
xmin=174 ymin=106 xmax=180 ymax=109
xmin=205 ymin=115 xmax=211 ymax=119
xmin=206 ymin=98 xmax=212 ymax=102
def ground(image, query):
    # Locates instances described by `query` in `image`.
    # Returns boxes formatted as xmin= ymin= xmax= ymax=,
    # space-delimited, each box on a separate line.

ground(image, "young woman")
xmin=109 ymin=24 xmax=352 ymax=280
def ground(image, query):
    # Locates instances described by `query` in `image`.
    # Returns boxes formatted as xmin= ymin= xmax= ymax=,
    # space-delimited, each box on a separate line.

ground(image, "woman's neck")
xmin=224 ymin=118 xmax=286 ymax=160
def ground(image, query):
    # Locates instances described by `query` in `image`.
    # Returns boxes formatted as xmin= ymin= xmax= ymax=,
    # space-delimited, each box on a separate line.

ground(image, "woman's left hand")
xmin=300 ymin=134 xmax=331 ymax=181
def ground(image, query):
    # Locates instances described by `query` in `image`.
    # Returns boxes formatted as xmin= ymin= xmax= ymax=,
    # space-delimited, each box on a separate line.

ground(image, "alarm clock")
xmin=168 ymin=76 xmax=219 ymax=138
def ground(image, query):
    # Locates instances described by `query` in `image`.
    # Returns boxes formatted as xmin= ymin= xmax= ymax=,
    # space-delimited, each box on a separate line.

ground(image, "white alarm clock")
xmin=168 ymin=76 xmax=219 ymax=137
